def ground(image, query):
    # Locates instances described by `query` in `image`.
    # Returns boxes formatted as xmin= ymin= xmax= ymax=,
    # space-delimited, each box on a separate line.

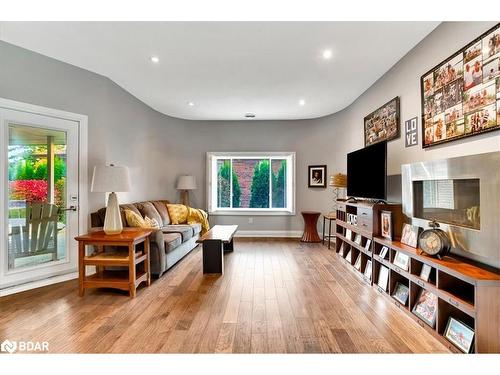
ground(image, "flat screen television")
xmin=347 ymin=142 xmax=387 ymax=200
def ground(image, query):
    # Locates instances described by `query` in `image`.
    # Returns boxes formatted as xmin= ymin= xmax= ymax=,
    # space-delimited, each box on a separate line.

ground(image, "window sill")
xmin=209 ymin=209 xmax=295 ymax=216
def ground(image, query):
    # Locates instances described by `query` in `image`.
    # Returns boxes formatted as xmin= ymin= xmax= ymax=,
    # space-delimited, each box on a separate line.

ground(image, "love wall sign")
xmin=405 ymin=117 xmax=418 ymax=147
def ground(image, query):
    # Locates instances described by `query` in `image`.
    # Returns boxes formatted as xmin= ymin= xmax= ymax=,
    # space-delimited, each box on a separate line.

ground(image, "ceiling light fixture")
xmin=322 ymin=49 xmax=333 ymax=60
xmin=299 ymin=99 xmax=306 ymax=106
xmin=188 ymin=101 xmax=195 ymax=107
xmin=150 ymin=56 xmax=160 ymax=63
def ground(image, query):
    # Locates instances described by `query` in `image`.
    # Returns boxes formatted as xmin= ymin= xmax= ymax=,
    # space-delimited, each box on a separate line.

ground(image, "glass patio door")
xmin=1 ymin=108 xmax=79 ymax=290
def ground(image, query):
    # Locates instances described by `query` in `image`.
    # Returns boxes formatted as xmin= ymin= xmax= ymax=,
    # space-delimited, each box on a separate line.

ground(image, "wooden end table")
xmin=196 ymin=225 xmax=238 ymax=274
xmin=75 ymin=228 xmax=152 ymax=298
xmin=301 ymin=211 xmax=321 ymax=243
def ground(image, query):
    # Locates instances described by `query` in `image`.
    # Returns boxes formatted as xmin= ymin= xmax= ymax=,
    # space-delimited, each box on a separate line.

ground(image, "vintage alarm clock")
xmin=418 ymin=220 xmax=451 ymax=259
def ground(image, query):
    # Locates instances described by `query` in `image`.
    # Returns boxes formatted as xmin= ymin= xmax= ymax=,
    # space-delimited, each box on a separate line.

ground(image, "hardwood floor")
xmin=0 ymin=239 xmax=448 ymax=353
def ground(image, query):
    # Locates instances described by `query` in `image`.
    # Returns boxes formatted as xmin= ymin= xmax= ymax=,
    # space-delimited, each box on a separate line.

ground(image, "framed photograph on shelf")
xmin=354 ymin=254 xmax=362 ymax=270
xmin=345 ymin=229 xmax=352 ymax=241
xmin=354 ymin=233 xmax=362 ymax=245
xmin=381 ymin=211 xmax=393 ymax=240
xmin=391 ymin=282 xmax=410 ymax=306
xmin=412 ymin=289 xmax=438 ymax=328
xmin=393 ymin=251 xmax=410 ymax=271
xmin=421 ymin=23 xmax=500 ymax=148
xmin=420 ymin=264 xmax=432 ymax=282
xmin=364 ymin=239 xmax=372 ymax=252
xmin=364 ymin=260 xmax=372 ymax=280
xmin=377 ymin=266 xmax=390 ymax=291
xmin=444 ymin=317 xmax=475 ymax=353
xmin=364 ymin=96 xmax=400 ymax=146
xmin=308 ymin=165 xmax=327 ymax=188
xmin=401 ymin=224 xmax=422 ymax=248
xmin=379 ymin=246 xmax=389 ymax=259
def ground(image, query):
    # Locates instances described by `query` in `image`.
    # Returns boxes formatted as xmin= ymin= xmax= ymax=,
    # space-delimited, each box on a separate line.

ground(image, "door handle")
xmin=60 ymin=206 xmax=77 ymax=212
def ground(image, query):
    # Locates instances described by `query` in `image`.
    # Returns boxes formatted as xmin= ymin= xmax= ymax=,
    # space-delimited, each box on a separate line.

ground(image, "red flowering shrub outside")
xmin=9 ymin=180 xmax=48 ymax=203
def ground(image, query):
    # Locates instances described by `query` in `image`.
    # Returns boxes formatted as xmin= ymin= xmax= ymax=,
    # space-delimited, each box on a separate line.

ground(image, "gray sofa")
xmin=90 ymin=200 xmax=200 ymax=277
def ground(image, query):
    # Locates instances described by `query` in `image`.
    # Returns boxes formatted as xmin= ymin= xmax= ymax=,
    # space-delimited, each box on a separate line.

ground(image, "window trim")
xmin=206 ymin=152 xmax=296 ymax=216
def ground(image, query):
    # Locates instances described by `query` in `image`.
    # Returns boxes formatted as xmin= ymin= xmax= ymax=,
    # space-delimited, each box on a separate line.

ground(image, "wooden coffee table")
xmin=75 ymin=228 xmax=152 ymax=298
xmin=196 ymin=225 xmax=238 ymax=274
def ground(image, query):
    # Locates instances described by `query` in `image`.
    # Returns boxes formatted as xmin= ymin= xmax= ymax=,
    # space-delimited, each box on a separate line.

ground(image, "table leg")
xmin=144 ymin=237 xmax=151 ymax=286
xmin=328 ymin=219 xmax=332 ymax=249
xmin=203 ymin=239 xmax=224 ymax=274
xmin=322 ymin=217 xmax=326 ymax=245
xmin=78 ymin=241 xmax=85 ymax=297
xmin=223 ymin=238 xmax=234 ymax=253
xmin=129 ymin=243 xmax=136 ymax=298
xmin=96 ymin=245 xmax=104 ymax=274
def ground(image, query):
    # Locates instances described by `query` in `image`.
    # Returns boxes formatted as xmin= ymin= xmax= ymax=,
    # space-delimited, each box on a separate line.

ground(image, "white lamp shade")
xmin=177 ymin=175 xmax=197 ymax=190
xmin=91 ymin=165 xmax=131 ymax=193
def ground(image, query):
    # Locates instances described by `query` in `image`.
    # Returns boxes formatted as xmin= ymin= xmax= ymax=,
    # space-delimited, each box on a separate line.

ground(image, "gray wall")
xmin=1 ymin=21 xmax=499 ymax=235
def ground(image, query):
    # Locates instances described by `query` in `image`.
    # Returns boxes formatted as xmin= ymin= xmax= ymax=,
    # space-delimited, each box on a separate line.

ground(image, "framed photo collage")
xmin=421 ymin=23 xmax=500 ymax=148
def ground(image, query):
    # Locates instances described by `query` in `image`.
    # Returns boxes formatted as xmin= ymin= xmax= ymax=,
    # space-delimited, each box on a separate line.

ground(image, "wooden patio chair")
xmin=9 ymin=202 xmax=59 ymax=268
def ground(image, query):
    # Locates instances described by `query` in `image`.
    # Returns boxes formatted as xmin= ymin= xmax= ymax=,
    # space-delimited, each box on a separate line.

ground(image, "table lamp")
xmin=91 ymin=164 xmax=131 ymax=235
xmin=329 ymin=173 xmax=347 ymax=215
xmin=177 ymin=175 xmax=197 ymax=206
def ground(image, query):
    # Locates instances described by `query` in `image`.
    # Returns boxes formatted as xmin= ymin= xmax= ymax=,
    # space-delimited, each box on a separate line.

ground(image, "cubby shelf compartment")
xmin=373 ymin=236 xmax=500 ymax=353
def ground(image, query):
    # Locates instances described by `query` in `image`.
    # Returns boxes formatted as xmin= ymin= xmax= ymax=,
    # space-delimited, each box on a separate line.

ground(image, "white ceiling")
xmin=0 ymin=22 xmax=439 ymax=121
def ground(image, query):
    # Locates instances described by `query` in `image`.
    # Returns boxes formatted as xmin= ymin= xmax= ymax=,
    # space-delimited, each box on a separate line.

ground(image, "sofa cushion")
xmin=166 ymin=204 xmax=189 ymax=224
xmin=151 ymin=200 xmax=171 ymax=226
xmin=189 ymin=223 xmax=202 ymax=236
xmin=162 ymin=225 xmax=193 ymax=242
xmin=119 ymin=204 xmax=142 ymax=227
xmin=135 ymin=201 xmax=163 ymax=226
xmin=163 ymin=232 xmax=182 ymax=253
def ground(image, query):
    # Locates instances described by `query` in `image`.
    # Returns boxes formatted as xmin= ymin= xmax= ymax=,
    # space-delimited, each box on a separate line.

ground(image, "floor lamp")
xmin=177 ymin=175 xmax=197 ymax=206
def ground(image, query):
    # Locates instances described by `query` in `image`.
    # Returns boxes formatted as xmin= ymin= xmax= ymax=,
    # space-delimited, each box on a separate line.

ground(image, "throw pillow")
xmin=125 ymin=209 xmax=146 ymax=227
xmin=166 ymin=204 xmax=189 ymax=224
xmin=144 ymin=216 xmax=160 ymax=229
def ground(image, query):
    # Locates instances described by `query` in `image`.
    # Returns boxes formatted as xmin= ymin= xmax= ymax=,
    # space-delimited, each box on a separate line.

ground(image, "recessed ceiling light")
xmin=188 ymin=101 xmax=195 ymax=107
xmin=150 ymin=56 xmax=160 ymax=63
xmin=299 ymin=99 xmax=306 ymax=106
xmin=322 ymin=49 xmax=333 ymax=60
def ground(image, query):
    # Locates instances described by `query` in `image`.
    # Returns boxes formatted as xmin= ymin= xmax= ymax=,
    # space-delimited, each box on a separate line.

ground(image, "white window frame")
xmin=207 ymin=152 xmax=296 ymax=216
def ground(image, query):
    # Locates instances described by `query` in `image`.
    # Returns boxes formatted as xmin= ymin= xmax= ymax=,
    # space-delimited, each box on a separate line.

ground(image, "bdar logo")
xmin=1 ymin=339 xmax=17 ymax=353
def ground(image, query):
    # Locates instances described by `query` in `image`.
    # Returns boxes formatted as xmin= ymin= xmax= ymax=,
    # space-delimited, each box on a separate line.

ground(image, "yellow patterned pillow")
xmin=123 ymin=209 xmax=149 ymax=228
xmin=166 ymin=204 xmax=189 ymax=224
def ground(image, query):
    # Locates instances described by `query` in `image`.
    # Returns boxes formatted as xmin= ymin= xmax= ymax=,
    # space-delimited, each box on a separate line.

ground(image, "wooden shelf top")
xmin=374 ymin=236 xmax=500 ymax=283
xmin=75 ymin=228 xmax=153 ymax=243
xmin=197 ymin=225 xmax=238 ymax=243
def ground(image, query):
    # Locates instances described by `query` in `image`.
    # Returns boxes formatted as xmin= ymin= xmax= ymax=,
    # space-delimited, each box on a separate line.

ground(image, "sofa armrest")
xmin=148 ymin=229 xmax=166 ymax=276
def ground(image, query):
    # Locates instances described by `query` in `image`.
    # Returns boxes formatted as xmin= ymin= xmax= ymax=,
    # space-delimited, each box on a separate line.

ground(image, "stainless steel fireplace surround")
xmin=402 ymin=151 xmax=500 ymax=268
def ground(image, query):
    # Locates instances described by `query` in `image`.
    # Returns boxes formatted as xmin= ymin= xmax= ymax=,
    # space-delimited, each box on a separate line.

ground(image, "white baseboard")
xmin=235 ymin=230 xmax=304 ymax=238
xmin=0 ymin=272 xmax=79 ymax=297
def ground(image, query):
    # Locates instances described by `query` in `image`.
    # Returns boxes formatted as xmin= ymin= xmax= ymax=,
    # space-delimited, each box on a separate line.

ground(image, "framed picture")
xmin=379 ymin=246 xmax=389 ymax=259
xmin=412 ymin=289 xmax=438 ymax=328
xmin=354 ymin=254 xmax=362 ymax=270
xmin=364 ymin=260 xmax=372 ymax=280
xmin=420 ymin=264 xmax=432 ymax=282
xmin=401 ymin=224 xmax=422 ymax=248
xmin=392 ymin=282 xmax=410 ymax=306
xmin=345 ymin=229 xmax=352 ymax=241
xmin=308 ymin=165 xmax=327 ymax=188
xmin=444 ymin=317 xmax=475 ymax=353
xmin=421 ymin=23 xmax=500 ymax=148
xmin=380 ymin=211 xmax=393 ymax=240
xmin=377 ymin=266 xmax=390 ymax=291
xmin=393 ymin=251 xmax=410 ymax=271
xmin=364 ymin=96 xmax=400 ymax=146
xmin=354 ymin=233 xmax=362 ymax=245
xmin=339 ymin=242 xmax=345 ymax=256
xmin=364 ymin=239 xmax=372 ymax=252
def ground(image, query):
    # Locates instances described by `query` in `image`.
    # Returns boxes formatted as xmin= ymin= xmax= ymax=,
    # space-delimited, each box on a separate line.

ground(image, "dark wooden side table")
xmin=300 ymin=211 xmax=321 ymax=243
xmin=75 ymin=228 xmax=152 ymax=298
xmin=322 ymin=213 xmax=336 ymax=249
